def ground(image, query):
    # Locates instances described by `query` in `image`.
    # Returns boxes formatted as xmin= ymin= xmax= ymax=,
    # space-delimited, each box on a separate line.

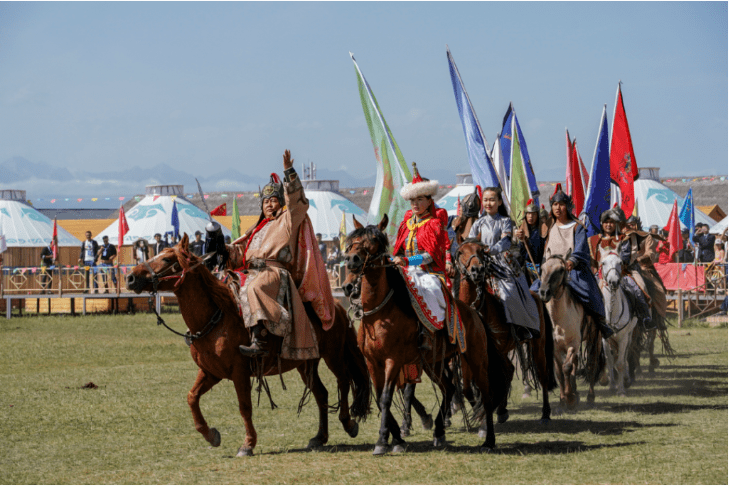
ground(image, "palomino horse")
xmin=342 ymin=215 xmax=512 ymax=454
xmin=538 ymin=253 xmax=605 ymax=408
xmin=125 ymin=234 xmax=370 ymax=456
xmin=598 ymin=247 xmax=638 ymax=396
xmin=454 ymin=239 xmax=557 ymax=424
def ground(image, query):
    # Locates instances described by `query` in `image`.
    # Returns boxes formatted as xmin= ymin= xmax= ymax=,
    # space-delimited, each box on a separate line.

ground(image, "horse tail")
xmin=341 ymin=312 xmax=372 ymax=421
xmin=541 ymin=302 xmax=558 ymax=392
xmin=581 ymin=314 xmax=606 ymax=385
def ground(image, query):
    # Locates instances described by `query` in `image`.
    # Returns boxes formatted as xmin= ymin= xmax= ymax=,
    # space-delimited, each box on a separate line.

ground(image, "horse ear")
xmin=179 ymin=233 xmax=189 ymax=247
xmin=378 ymin=213 xmax=389 ymax=232
xmin=352 ymin=215 xmax=363 ymax=230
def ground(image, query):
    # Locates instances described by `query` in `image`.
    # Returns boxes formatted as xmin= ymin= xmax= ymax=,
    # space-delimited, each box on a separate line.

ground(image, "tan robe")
xmin=226 ymin=177 xmax=319 ymax=361
xmin=626 ymin=231 xmax=667 ymax=317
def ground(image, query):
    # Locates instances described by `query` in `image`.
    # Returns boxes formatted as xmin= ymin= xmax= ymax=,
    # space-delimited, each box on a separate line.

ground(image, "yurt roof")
xmin=94 ymin=185 xmax=231 ymax=245
xmin=633 ymin=171 xmax=715 ymax=231
xmin=0 ymin=189 xmax=82 ymax=247
xmin=305 ymin=188 xmax=368 ymax=241
xmin=710 ymin=216 xmax=727 ymax=235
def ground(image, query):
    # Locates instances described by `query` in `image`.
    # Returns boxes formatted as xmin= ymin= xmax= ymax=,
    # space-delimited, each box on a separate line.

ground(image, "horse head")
xmin=538 ymin=250 xmax=572 ymax=302
xmin=455 ymin=239 xmax=488 ymax=284
xmin=452 ymin=188 xmax=482 ymax=245
xmin=599 ymin=247 xmax=622 ymax=292
xmin=126 ymin=233 xmax=214 ymax=294
xmin=342 ymin=214 xmax=389 ymax=297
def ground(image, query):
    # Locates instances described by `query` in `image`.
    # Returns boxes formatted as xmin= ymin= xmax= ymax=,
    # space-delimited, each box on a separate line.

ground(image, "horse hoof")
xmin=497 ymin=411 xmax=509 ymax=424
xmin=587 ymin=394 xmax=595 ymax=405
xmin=443 ymin=417 xmax=452 ymax=428
xmin=208 ymin=428 xmax=221 ymax=447
xmin=392 ymin=442 xmax=407 ymax=454
xmin=236 ymin=447 xmax=253 ymax=457
xmin=618 ymin=392 xmax=627 ymax=398
xmin=421 ymin=414 xmax=434 ymax=431
xmin=372 ymin=444 xmax=389 ymax=456
xmin=650 ymin=358 xmax=660 ymax=367
xmin=539 ymin=418 xmax=551 ymax=425
xmin=478 ymin=429 xmax=487 ymax=439
xmin=522 ymin=392 xmax=531 ymax=400
xmin=433 ymin=435 xmax=447 ymax=448
xmin=400 ymin=427 xmax=410 ymax=438
xmin=479 ymin=446 xmax=494 ymax=454
xmin=599 ymin=372 xmax=609 ymax=387
xmin=451 ymin=401 xmax=462 ymax=414
xmin=307 ymin=437 xmax=326 ymax=450
xmin=346 ymin=422 xmax=359 ymax=438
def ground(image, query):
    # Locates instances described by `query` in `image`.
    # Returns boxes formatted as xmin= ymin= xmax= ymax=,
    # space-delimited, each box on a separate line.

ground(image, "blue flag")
xmin=446 ymin=46 xmax=505 ymax=197
xmin=679 ymin=187 xmax=695 ymax=239
xmin=501 ymin=104 xmax=540 ymax=206
xmin=171 ymin=200 xmax=180 ymax=239
xmin=582 ymin=105 xmax=611 ymax=237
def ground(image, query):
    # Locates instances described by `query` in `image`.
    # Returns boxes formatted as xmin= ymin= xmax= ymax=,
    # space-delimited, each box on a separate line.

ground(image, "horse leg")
xmin=187 ymin=369 xmax=223 ymax=448
xmin=230 ymin=367 xmax=256 ymax=457
xmin=410 ymin=389 xmax=434 ymax=430
xmin=647 ymin=329 xmax=658 ymax=374
xmin=616 ymin=328 xmax=633 ymax=397
xmin=533 ymin=338 xmax=552 ymax=424
xmin=604 ymin=337 xmax=617 ymax=393
xmin=373 ymin=360 xmax=404 ymax=455
xmin=297 ymin=361 xmax=329 ymax=450
xmin=423 ymin=360 xmax=454 ymax=448
xmin=399 ymin=383 xmax=414 ymax=437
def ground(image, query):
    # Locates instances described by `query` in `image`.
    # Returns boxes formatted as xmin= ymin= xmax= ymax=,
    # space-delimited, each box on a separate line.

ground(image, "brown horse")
xmin=453 ymin=239 xmax=557 ymax=424
xmin=125 ymin=234 xmax=370 ymax=456
xmin=342 ymin=215 xmax=512 ymax=454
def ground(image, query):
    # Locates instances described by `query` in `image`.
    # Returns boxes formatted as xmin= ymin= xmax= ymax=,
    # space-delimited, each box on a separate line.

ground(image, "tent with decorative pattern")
xmin=0 ymin=189 xmax=81 ymax=247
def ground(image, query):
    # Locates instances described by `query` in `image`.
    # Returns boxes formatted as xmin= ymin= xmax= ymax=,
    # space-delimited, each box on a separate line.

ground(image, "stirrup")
xmin=239 ymin=340 xmax=269 ymax=357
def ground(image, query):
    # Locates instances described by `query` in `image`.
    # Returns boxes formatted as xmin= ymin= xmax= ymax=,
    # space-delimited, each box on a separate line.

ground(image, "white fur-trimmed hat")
xmin=400 ymin=162 xmax=439 ymax=200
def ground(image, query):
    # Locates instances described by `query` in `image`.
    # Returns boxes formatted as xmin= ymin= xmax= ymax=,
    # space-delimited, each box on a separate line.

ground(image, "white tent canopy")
xmin=710 ymin=216 xmax=727 ymax=235
xmin=632 ymin=169 xmax=715 ymax=231
xmin=95 ymin=185 xmax=230 ymax=245
xmin=305 ymin=188 xmax=368 ymax=241
xmin=436 ymin=174 xmax=478 ymax=217
xmin=0 ymin=189 xmax=81 ymax=247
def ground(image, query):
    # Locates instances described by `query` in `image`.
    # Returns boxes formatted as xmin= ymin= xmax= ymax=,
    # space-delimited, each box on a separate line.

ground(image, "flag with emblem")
xmin=610 ymin=82 xmax=639 ymax=215
xmin=679 ymin=187 xmax=695 ymax=240
xmin=351 ymin=52 xmax=412 ymax=240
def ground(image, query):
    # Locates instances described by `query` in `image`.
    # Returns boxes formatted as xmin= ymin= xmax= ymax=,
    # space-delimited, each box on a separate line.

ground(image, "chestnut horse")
xmin=342 ymin=215 xmax=512 ymax=454
xmin=538 ymin=253 xmax=605 ymax=408
xmin=125 ymin=234 xmax=370 ymax=457
xmin=453 ymin=239 xmax=556 ymax=424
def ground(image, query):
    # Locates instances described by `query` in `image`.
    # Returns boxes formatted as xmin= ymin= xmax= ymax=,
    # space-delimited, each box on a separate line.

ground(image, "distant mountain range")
xmin=0 ymin=157 xmax=466 ymax=203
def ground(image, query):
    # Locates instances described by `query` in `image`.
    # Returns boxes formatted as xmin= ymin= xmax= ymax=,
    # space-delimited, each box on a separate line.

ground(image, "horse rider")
xmin=535 ymin=184 xmax=613 ymax=338
xmin=514 ymin=198 xmax=548 ymax=285
xmin=589 ymin=206 xmax=652 ymax=328
xmin=391 ymin=162 xmax=456 ymax=353
xmin=223 ymin=150 xmax=335 ymax=360
xmin=468 ymin=187 xmax=541 ymax=342
xmin=619 ymin=215 xmax=668 ymax=329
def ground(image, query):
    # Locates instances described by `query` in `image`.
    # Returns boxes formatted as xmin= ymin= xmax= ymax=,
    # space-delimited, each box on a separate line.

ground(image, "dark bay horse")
xmin=454 ymin=239 xmax=557 ymax=424
xmin=125 ymin=234 xmax=370 ymax=456
xmin=342 ymin=215 xmax=512 ymax=454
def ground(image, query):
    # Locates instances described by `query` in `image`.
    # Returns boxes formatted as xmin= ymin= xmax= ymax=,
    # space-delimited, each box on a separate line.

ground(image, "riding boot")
xmin=418 ymin=326 xmax=432 ymax=351
xmin=514 ymin=325 xmax=538 ymax=343
xmin=595 ymin=315 xmax=614 ymax=338
xmin=239 ymin=322 xmax=270 ymax=357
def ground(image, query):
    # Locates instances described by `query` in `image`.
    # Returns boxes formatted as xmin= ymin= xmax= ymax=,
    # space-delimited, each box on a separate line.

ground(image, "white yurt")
xmin=435 ymin=174 xmax=476 ymax=216
xmin=95 ymin=185 xmax=231 ymax=245
xmin=632 ymin=168 xmax=715 ymax=231
xmin=0 ymin=189 xmax=81 ymax=247
xmin=710 ymin=216 xmax=727 ymax=235
xmin=301 ymin=179 xmax=368 ymax=241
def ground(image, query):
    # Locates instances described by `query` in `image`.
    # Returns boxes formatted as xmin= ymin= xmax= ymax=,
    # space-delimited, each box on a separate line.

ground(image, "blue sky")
xmin=1 ymin=1 xmax=726 ymax=193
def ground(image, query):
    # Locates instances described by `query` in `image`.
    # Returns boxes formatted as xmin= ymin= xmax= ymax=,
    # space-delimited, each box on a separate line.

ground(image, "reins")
xmin=346 ymin=250 xmax=396 ymax=322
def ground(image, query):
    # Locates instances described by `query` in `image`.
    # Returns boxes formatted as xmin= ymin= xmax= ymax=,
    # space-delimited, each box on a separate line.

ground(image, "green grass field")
xmin=0 ymin=313 xmax=726 ymax=484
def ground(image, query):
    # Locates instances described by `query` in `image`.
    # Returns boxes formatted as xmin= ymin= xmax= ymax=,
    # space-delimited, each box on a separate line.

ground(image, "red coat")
xmin=393 ymin=207 xmax=450 ymax=274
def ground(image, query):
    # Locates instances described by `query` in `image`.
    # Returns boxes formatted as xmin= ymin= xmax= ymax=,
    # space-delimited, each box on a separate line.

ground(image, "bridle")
xmin=599 ymin=252 xmax=631 ymax=332
xmin=143 ymin=250 xmax=222 ymax=343
xmin=543 ymin=254 xmax=570 ymax=300
xmin=344 ymin=240 xmax=395 ymax=321
xmin=600 ymin=251 xmax=622 ymax=289
xmin=454 ymin=241 xmax=491 ymax=309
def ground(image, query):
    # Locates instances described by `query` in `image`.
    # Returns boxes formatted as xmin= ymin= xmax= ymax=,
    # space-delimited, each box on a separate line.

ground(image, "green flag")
xmin=231 ymin=198 xmax=241 ymax=240
xmin=510 ymin=117 xmax=530 ymax=227
xmin=351 ymin=52 xmax=412 ymax=241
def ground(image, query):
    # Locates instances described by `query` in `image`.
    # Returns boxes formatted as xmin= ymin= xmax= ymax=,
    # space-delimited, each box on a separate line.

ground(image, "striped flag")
xmin=501 ymin=104 xmax=540 ymax=206
xmin=510 ymin=117 xmax=531 ymax=226
xmin=351 ymin=52 xmax=412 ymax=240
xmin=582 ymin=105 xmax=612 ymax=237
xmin=446 ymin=46 xmax=506 ymax=199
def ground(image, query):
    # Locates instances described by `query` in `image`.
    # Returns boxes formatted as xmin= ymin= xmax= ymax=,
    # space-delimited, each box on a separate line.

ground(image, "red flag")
xmin=565 ymin=131 xmax=585 ymax=216
xmin=51 ymin=218 xmax=59 ymax=261
xmin=118 ymin=204 xmax=130 ymax=248
xmin=610 ymin=83 xmax=639 ymax=215
xmin=210 ymin=203 xmax=226 ymax=216
xmin=663 ymin=199 xmax=682 ymax=261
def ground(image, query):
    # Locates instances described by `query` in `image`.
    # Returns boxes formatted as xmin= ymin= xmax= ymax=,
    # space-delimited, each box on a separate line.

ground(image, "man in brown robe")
xmin=224 ymin=150 xmax=334 ymax=361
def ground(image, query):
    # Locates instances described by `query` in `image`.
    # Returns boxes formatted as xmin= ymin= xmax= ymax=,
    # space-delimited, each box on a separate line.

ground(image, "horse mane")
xmin=345 ymin=225 xmax=390 ymax=254
xmin=172 ymin=246 xmax=239 ymax=316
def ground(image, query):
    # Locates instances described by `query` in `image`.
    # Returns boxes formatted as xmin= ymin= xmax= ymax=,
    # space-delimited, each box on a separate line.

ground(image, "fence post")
xmin=677 ymin=288 xmax=683 ymax=328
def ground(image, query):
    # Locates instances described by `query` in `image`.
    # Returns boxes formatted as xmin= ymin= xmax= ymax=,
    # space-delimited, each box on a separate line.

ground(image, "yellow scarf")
xmin=405 ymin=214 xmax=432 ymax=254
